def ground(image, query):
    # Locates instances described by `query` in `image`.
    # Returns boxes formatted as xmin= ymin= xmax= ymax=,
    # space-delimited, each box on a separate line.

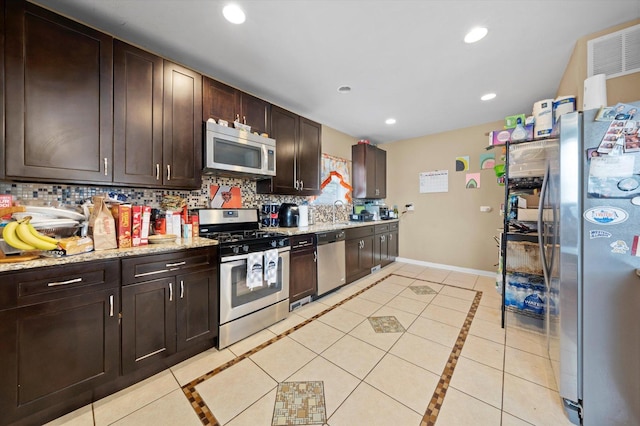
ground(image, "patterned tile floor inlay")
xmin=272 ymin=381 xmax=327 ymax=425
xmin=368 ymin=315 xmax=406 ymax=333
xmin=409 ymin=285 xmax=438 ymax=295
xmin=179 ymin=272 xmax=480 ymax=426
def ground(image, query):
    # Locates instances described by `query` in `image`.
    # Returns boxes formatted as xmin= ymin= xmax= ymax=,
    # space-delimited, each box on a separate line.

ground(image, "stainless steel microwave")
xmin=203 ymin=120 xmax=276 ymax=178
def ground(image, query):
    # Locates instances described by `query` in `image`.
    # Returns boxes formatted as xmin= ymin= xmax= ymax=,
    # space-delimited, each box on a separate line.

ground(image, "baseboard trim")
xmin=395 ymin=257 xmax=496 ymax=278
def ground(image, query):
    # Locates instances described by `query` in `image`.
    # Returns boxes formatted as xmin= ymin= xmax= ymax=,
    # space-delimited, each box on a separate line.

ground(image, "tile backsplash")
xmin=0 ymin=177 xmax=351 ymax=224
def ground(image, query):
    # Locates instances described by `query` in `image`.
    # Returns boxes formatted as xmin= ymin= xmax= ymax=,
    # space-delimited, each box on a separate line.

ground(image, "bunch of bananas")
xmin=2 ymin=216 xmax=59 ymax=251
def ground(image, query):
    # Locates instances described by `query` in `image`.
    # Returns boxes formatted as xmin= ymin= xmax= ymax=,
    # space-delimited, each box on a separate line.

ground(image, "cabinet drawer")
xmin=389 ymin=222 xmax=399 ymax=231
xmin=122 ymin=247 xmax=217 ymax=285
xmin=0 ymin=260 xmax=120 ymax=310
xmin=345 ymin=225 xmax=375 ymax=240
xmin=374 ymin=223 xmax=390 ymax=234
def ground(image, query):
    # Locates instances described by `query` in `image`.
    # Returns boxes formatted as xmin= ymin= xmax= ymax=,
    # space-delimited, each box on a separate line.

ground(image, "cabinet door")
xmin=388 ymin=230 xmax=399 ymax=261
xmin=0 ymin=289 xmax=119 ymax=424
xmin=113 ymin=41 xmax=164 ymax=186
xmin=240 ymin=93 xmax=271 ymax=137
xmin=176 ymin=269 xmax=218 ymax=352
xmin=375 ymin=233 xmax=389 ymax=266
xmin=375 ymin=147 xmax=387 ymax=198
xmin=297 ymin=117 xmax=322 ymax=195
xmin=202 ymin=77 xmax=238 ymax=124
xmin=289 ymin=248 xmax=317 ymax=303
xmin=360 ymin=235 xmax=376 ymax=271
xmin=345 ymin=238 xmax=362 ymax=284
xmin=5 ymin=0 xmax=113 ymax=183
xmin=270 ymin=106 xmax=298 ymax=193
xmin=121 ymin=278 xmax=177 ymax=374
xmin=163 ymin=61 xmax=202 ymax=189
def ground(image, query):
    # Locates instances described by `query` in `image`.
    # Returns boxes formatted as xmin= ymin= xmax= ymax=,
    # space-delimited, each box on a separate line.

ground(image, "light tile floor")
xmin=46 ymin=262 xmax=575 ymax=426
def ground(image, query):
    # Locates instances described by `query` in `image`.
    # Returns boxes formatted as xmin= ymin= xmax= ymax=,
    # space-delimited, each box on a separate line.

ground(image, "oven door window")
xmin=214 ymin=137 xmax=262 ymax=169
xmin=229 ymin=257 xmax=283 ymax=308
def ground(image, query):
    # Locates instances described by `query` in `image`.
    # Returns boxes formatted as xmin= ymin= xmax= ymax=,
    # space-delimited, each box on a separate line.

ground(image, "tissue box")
xmin=489 ymin=124 xmax=534 ymax=145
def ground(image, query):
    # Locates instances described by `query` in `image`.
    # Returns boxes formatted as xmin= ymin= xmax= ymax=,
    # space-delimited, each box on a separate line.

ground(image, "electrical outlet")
xmin=406 ymin=203 xmax=414 ymax=211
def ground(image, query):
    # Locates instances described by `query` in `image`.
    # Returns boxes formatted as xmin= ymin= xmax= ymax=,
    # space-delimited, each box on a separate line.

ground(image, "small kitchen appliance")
xmin=278 ymin=203 xmax=299 ymax=227
xmin=198 ymin=208 xmax=290 ymax=349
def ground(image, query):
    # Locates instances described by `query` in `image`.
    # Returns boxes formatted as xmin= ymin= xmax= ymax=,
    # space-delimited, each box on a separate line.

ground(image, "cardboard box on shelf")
xmin=517 ymin=208 xmax=552 ymax=222
xmin=517 ymin=194 xmax=540 ymax=209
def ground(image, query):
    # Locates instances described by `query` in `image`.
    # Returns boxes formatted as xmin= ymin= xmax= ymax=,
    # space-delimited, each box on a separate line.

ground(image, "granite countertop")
xmin=0 ymin=237 xmax=218 ymax=273
xmin=0 ymin=219 xmax=400 ymax=273
xmin=268 ymin=218 xmax=400 ymax=236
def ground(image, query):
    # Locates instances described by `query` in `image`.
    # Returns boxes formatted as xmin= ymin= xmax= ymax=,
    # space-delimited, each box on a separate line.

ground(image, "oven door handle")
xmin=220 ymin=246 xmax=290 ymax=263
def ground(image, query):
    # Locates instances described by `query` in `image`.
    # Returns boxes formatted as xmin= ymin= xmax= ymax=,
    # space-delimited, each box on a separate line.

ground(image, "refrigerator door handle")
xmin=538 ymin=162 xmax=551 ymax=287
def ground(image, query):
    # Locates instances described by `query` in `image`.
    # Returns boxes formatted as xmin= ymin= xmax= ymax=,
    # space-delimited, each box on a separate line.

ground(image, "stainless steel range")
xmin=198 ymin=208 xmax=290 ymax=349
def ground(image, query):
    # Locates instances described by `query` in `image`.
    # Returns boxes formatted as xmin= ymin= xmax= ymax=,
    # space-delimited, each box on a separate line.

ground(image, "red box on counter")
xmin=113 ymin=204 xmax=132 ymax=248
xmin=131 ymin=206 xmax=142 ymax=247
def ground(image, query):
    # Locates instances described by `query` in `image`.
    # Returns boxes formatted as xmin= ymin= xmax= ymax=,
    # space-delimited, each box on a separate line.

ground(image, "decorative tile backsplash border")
xmin=0 ymin=176 xmax=352 ymax=224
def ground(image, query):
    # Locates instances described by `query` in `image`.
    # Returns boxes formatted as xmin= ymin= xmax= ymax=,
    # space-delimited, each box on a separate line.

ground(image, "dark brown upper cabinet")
xmin=4 ymin=0 xmax=113 ymax=184
xmin=257 ymin=106 xmax=321 ymax=196
xmin=202 ymin=76 xmax=271 ymax=136
xmin=113 ymin=41 xmax=202 ymax=189
xmin=352 ymin=143 xmax=387 ymax=199
xmin=163 ymin=61 xmax=203 ymax=189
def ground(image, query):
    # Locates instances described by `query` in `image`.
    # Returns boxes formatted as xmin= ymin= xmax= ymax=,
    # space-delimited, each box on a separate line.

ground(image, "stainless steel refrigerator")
xmin=540 ymin=104 xmax=640 ymax=425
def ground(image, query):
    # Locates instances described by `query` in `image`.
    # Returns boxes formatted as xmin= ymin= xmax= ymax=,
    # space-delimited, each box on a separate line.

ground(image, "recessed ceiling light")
xmin=481 ymin=93 xmax=497 ymax=101
xmin=464 ymin=27 xmax=488 ymax=43
xmin=223 ymin=4 xmax=246 ymax=24
xmin=385 ymin=118 xmax=396 ymax=125
xmin=337 ymin=85 xmax=352 ymax=93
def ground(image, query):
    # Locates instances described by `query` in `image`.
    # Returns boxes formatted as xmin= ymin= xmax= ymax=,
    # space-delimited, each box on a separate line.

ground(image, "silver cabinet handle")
xmin=180 ymin=280 xmax=184 ymax=298
xmin=236 ymin=113 xmax=240 ymax=122
xmin=48 ymin=277 xmax=82 ymax=287
xmin=294 ymin=179 xmax=299 ymax=190
xmin=109 ymin=294 xmax=114 ymax=317
xmin=169 ymin=282 xmax=173 ymax=301
xmin=167 ymin=164 xmax=171 ymax=181
xmin=166 ymin=261 xmax=186 ymax=268
xmin=300 ymin=180 xmax=304 ymax=191
xmin=313 ymin=251 xmax=317 ymax=262
xmin=156 ymin=163 xmax=160 ymax=180
xmin=389 ymin=234 xmax=393 ymax=241
xmin=104 ymin=158 xmax=108 ymax=176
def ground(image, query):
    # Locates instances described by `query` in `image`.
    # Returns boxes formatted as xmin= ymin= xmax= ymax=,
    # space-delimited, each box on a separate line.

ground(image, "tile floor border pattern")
xmin=420 ymin=290 xmax=482 ymax=426
xmin=181 ymin=274 xmax=394 ymax=425
xmin=181 ymin=273 xmax=482 ymax=426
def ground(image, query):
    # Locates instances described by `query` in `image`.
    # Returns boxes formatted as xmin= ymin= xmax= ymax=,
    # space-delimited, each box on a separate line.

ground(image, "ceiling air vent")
xmin=588 ymin=23 xmax=640 ymax=79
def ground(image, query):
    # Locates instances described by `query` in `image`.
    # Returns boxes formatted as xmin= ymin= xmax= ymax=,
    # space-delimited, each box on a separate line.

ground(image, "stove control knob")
xmin=232 ymin=246 xmax=240 ymax=254
xmin=279 ymin=239 xmax=286 ymax=247
xmin=271 ymin=240 xmax=277 ymax=248
xmin=243 ymin=245 xmax=249 ymax=253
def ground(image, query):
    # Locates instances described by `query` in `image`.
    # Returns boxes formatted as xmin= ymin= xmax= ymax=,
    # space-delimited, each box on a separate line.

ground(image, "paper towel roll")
xmin=533 ymin=99 xmax=553 ymax=138
xmin=583 ymin=74 xmax=607 ymax=111
xmin=298 ymin=205 xmax=309 ymax=227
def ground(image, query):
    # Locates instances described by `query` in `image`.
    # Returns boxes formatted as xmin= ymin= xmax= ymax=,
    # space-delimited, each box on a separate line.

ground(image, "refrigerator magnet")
xmin=589 ymin=230 xmax=612 ymax=239
xmin=610 ymin=240 xmax=629 ymax=255
xmin=583 ymin=206 xmax=629 ymax=225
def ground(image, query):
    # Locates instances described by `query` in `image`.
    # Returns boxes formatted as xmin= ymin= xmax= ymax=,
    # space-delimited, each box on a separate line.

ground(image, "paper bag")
xmin=89 ymin=196 xmax=117 ymax=250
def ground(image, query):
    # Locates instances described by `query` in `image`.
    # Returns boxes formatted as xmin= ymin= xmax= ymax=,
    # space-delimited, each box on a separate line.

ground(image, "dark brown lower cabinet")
xmin=374 ymin=222 xmax=399 ymax=267
xmin=345 ymin=226 xmax=375 ymax=284
xmin=121 ymin=253 xmax=218 ymax=374
xmin=0 ymin=260 xmax=120 ymax=426
xmin=289 ymin=234 xmax=317 ymax=305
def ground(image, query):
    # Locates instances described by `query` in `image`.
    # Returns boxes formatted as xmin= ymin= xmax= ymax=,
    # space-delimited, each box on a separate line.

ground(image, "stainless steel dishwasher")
xmin=316 ymin=229 xmax=346 ymax=297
